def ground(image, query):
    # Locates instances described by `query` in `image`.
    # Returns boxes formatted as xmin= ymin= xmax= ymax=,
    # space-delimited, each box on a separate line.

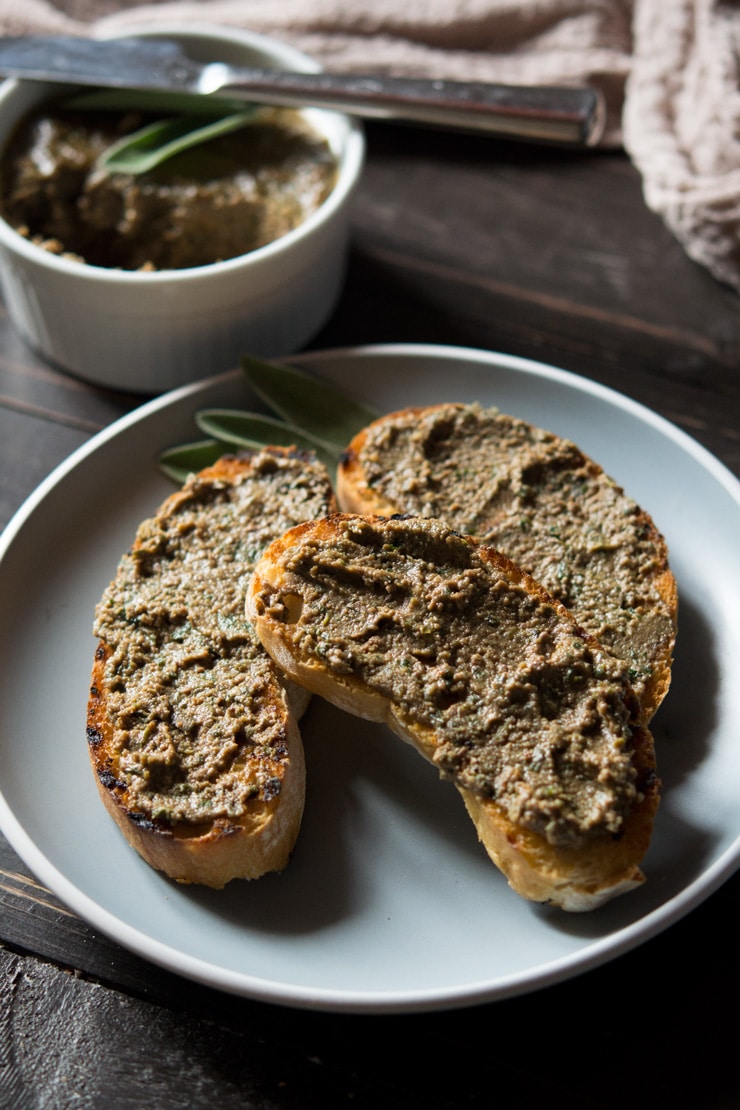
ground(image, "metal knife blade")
xmin=0 ymin=34 xmax=605 ymax=146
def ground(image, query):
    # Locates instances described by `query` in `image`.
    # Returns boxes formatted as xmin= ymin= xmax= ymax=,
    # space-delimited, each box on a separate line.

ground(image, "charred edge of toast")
xmin=85 ymin=449 xmax=332 ymax=879
xmin=87 ymin=644 xmax=244 ymax=842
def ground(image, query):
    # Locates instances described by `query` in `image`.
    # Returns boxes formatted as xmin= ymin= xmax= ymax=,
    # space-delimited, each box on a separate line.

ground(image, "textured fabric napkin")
xmin=0 ymin=0 xmax=737 ymax=293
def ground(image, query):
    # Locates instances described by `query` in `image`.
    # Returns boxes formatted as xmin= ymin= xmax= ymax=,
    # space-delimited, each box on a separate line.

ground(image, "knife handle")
xmin=210 ymin=67 xmax=605 ymax=147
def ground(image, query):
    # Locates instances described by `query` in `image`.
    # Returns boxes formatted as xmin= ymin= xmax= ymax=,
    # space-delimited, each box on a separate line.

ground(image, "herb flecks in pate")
xmin=93 ymin=450 xmax=332 ymax=825
xmin=262 ymin=514 xmax=642 ymax=849
xmin=351 ymin=404 xmax=675 ymax=705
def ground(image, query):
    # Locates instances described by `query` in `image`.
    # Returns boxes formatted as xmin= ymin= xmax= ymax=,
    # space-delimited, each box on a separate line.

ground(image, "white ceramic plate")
xmin=1 ymin=344 xmax=739 ymax=1014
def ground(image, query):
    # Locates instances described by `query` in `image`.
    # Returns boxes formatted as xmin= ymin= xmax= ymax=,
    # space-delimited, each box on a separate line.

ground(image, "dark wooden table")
xmin=1 ymin=120 xmax=739 ymax=1109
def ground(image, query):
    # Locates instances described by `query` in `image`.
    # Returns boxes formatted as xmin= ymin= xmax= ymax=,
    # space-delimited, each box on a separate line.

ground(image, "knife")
xmin=0 ymin=34 xmax=605 ymax=147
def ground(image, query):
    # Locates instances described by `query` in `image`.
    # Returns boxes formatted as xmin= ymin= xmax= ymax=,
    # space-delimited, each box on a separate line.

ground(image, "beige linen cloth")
xmin=0 ymin=0 xmax=738 ymax=294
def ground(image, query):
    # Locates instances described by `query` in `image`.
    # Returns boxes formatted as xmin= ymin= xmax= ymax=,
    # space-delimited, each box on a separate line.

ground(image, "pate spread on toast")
xmin=87 ymin=448 xmax=336 ymax=887
xmin=247 ymin=512 xmax=660 ymax=911
xmin=338 ymin=403 xmax=677 ymax=721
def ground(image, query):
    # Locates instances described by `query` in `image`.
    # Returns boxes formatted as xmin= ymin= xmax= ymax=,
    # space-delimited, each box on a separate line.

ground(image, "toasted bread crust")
xmin=247 ymin=513 xmax=660 ymax=911
xmin=88 ymin=447 xmax=335 ymax=887
xmin=87 ymin=640 xmax=306 ymax=886
xmin=338 ymin=404 xmax=677 ymax=722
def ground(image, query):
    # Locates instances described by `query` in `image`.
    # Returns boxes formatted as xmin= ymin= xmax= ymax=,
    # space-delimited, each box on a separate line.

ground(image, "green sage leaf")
xmin=158 ymin=438 xmax=226 ymax=484
xmin=158 ymin=357 xmax=381 ymax=486
xmin=195 ymin=409 xmax=340 ymax=473
xmin=241 ymin=355 xmax=379 ymax=451
xmin=97 ymin=109 xmax=258 ymax=175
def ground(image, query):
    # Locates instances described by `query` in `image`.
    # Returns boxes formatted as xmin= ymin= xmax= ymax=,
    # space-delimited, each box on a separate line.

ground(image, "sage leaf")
xmin=159 ymin=356 xmax=381 ymax=486
xmin=195 ymin=409 xmax=340 ymax=473
xmin=158 ymin=438 xmax=225 ymax=484
xmin=97 ymin=109 xmax=258 ymax=175
xmin=241 ymin=355 xmax=379 ymax=451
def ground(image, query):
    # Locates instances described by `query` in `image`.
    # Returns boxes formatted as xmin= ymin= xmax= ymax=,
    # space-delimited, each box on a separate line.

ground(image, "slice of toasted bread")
xmin=338 ymin=403 xmax=677 ymax=722
xmin=246 ymin=513 xmax=660 ymax=912
xmin=87 ymin=448 xmax=336 ymax=888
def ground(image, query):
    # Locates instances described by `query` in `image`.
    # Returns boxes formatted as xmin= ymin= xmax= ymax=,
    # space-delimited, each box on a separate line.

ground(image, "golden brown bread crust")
xmin=87 ymin=640 xmax=306 ymax=887
xmin=87 ymin=448 xmax=335 ymax=887
xmin=338 ymin=403 xmax=678 ymax=722
xmin=246 ymin=513 xmax=660 ymax=911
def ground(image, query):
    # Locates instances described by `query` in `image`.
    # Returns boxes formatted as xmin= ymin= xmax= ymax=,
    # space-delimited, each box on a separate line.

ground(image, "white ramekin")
xmin=0 ymin=23 xmax=365 ymax=393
